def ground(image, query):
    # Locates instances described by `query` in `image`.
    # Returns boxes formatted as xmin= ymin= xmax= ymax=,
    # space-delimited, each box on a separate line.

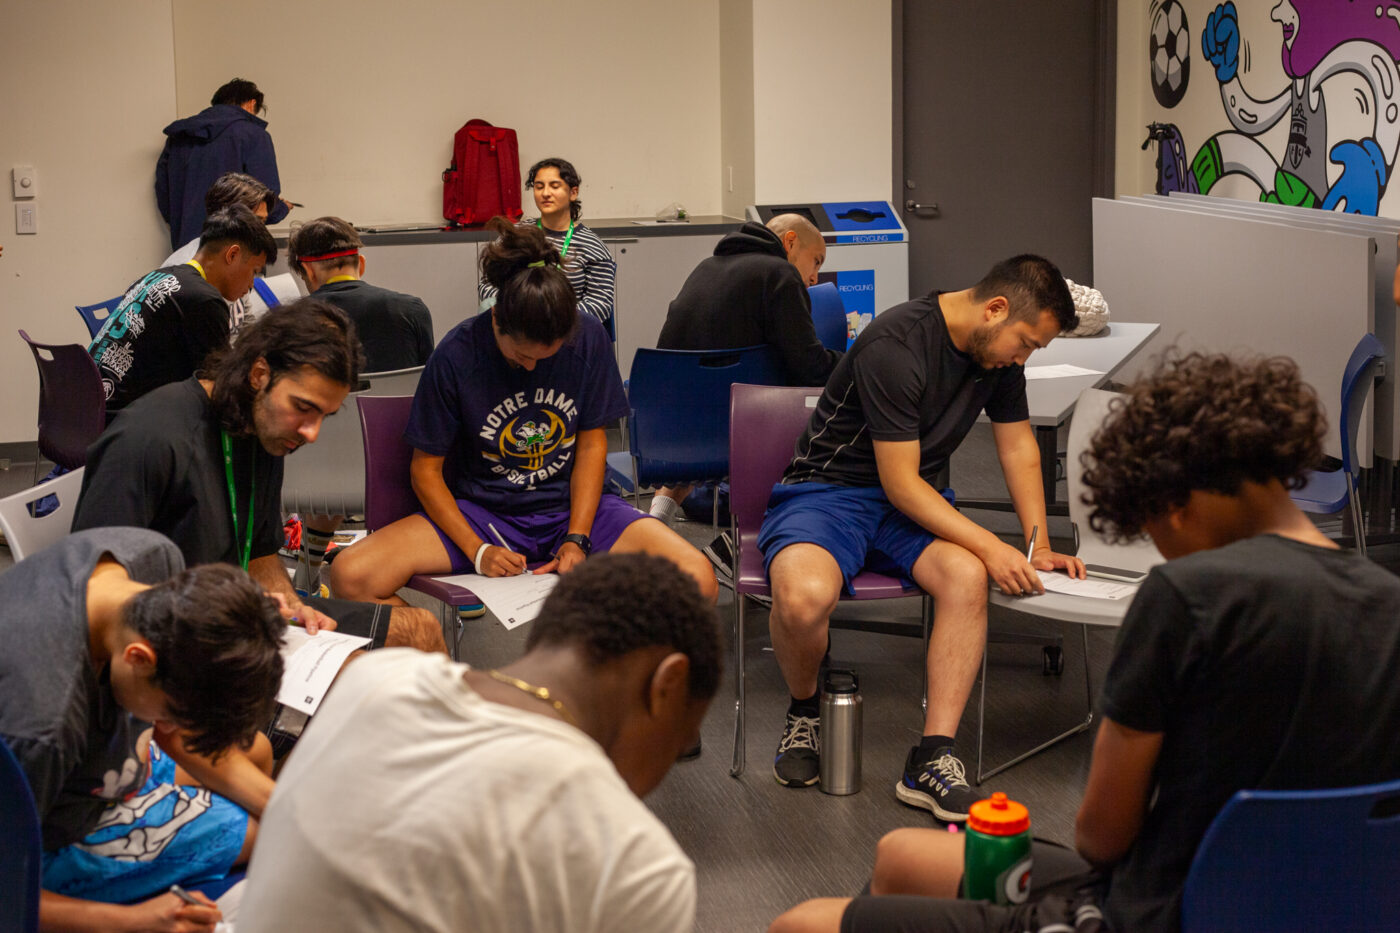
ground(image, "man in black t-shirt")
xmin=0 ymin=527 xmax=283 ymax=931
xmin=91 ymin=204 xmax=276 ymax=416
xmin=75 ymin=298 xmax=446 ymax=657
xmin=759 ymin=255 xmax=1083 ymax=819
xmin=772 ymin=352 xmax=1400 ymax=933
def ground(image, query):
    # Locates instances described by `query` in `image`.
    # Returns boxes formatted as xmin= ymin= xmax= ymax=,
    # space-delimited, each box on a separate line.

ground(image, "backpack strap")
xmin=252 ymin=277 xmax=280 ymax=308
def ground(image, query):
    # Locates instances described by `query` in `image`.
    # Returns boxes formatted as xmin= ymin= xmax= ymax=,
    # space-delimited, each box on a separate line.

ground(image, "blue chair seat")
xmin=1290 ymin=468 xmax=1349 ymax=514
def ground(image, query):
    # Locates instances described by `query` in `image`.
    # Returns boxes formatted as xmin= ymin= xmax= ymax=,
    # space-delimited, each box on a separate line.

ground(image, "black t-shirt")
xmin=0 ymin=528 xmax=184 ymax=850
xmin=1099 ymin=535 xmax=1400 ymax=932
xmin=73 ymin=378 xmax=283 ymax=566
xmin=89 ymin=263 xmax=231 ymax=414
xmin=782 ymin=292 xmax=1028 ymax=487
xmin=314 ymin=278 xmax=434 ymax=373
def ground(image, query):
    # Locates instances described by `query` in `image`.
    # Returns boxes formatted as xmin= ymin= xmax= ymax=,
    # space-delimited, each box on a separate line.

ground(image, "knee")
xmin=327 ymin=547 xmax=367 ymax=599
xmin=389 ymin=607 xmax=448 ymax=654
xmin=926 ymin=544 xmax=989 ymax=602
xmin=871 ymin=829 xmax=922 ymax=894
xmin=771 ymin=574 xmax=837 ymax=631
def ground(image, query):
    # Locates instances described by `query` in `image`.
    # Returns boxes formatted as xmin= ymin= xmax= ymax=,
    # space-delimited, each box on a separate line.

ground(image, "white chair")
xmin=976 ymin=387 xmax=1162 ymax=782
xmin=0 ymin=468 xmax=85 ymax=561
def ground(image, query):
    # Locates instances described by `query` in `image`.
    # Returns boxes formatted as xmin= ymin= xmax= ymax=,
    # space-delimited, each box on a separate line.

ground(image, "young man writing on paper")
xmin=771 ymin=351 xmax=1400 ymax=933
xmin=760 ymin=255 xmax=1083 ymax=818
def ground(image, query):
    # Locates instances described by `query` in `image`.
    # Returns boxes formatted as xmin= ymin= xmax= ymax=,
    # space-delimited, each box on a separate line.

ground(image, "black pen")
xmin=168 ymin=884 xmax=202 ymax=906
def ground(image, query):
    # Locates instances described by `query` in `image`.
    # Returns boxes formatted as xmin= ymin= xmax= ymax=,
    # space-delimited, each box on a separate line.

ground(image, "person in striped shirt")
xmin=479 ymin=157 xmax=617 ymax=328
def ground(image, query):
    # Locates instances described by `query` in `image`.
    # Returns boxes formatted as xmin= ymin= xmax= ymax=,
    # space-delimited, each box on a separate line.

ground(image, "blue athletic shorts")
xmin=757 ymin=482 xmax=950 ymax=594
xmin=41 ymin=740 xmax=248 ymax=904
xmin=425 ymin=492 xmax=649 ymax=570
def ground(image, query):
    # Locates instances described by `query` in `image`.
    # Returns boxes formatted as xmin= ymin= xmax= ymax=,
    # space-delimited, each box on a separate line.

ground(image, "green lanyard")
xmin=220 ymin=430 xmax=255 ymax=571
xmin=537 ymin=219 xmax=575 ymax=258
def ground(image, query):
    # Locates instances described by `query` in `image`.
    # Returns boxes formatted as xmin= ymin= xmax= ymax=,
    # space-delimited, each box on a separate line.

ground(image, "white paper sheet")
xmin=434 ymin=571 xmax=561 ymax=629
xmin=277 ymin=628 xmax=371 ymax=715
xmin=1035 ymin=571 xmax=1137 ymax=600
xmin=1024 ymin=363 xmax=1105 ymax=380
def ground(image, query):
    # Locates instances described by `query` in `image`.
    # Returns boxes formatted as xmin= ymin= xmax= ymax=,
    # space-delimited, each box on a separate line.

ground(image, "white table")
xmin=967 ymin=321 xmax=1161 ymax=507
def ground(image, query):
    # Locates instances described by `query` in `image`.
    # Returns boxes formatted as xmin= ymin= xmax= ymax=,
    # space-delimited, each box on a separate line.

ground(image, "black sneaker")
xmin=895 ymin=745 xmax=978 ymax=822
xmin=702 ymin=532 xmax=734 ymax=580
xmin=773 ymin=712 xmax=821 ymax=787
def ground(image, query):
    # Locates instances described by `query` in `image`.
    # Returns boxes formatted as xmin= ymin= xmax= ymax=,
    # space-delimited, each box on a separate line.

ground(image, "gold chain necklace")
xmin=485 ymin=670 xmax=578 ymax=726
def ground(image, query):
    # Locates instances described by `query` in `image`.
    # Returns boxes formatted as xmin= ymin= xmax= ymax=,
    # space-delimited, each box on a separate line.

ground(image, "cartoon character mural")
xmin=1146 ymin=0 xmax=1400 ymax=214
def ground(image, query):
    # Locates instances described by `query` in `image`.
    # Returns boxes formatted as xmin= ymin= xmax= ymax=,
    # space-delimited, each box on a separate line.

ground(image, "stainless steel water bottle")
xmin=819 ymin=669 xmax=862 ymax=795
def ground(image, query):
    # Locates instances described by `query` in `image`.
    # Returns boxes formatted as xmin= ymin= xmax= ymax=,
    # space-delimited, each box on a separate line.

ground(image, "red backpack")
xmin=442 ymin=119 xmax=523 ymax=226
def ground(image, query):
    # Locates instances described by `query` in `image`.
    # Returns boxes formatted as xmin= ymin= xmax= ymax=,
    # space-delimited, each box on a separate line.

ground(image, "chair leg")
xmin=630 ymin=455 xmax=641 ymax=509
xmin=436 ymin=601 xmax=463 ymax=662
xmin=975 ymin=622 xmax=1096 ymax=784
xmin=920 ymin=595 xmax=931 ymax=713
xmin=1346 ymin=472 xmax=1367 ymax=557
xmin=730 ymin=593 xmax=747 ymax=777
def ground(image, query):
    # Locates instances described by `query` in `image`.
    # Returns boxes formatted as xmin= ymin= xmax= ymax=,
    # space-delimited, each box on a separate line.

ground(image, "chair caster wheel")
xmin=1043 ymin=645 xmax=1064 ymax=675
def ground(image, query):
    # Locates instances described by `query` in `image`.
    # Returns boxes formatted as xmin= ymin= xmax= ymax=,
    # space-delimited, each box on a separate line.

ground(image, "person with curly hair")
xmin=0 ymin=528 xmax=285 ymax=932
xmin=770 ymin=350 xmax=1400 ymax=933
xmin=239 ymin=553 xmax=720 ymax=932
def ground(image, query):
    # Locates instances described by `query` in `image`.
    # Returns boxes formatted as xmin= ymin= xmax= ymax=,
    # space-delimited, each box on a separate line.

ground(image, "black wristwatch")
xmin=557 ymin=533 xmax=592 ymax=556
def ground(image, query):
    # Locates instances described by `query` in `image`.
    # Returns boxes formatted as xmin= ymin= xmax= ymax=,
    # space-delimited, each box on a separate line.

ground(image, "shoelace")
xmin=778 ymin=715 xmax=820 ymax=753
xmin=920 ymin=752 xmax=968 ymax=789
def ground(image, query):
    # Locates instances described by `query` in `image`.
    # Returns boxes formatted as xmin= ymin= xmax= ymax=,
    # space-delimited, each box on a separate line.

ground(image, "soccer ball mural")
xmin=1150 ymin=0 xmax=1191 ymax=108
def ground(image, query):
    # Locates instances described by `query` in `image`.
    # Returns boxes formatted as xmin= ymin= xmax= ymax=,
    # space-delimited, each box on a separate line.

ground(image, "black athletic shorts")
xmin=841 ymin=841 xmax=1107 ymax=933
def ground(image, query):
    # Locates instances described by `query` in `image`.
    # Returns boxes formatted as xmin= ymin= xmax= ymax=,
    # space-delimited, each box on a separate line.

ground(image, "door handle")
xmin=905 ymin=200 xmax=940 ymax=215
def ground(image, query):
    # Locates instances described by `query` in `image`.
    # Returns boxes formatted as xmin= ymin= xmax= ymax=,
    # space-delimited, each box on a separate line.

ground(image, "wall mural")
xmin=1144 ymin=0 xmax=1400 ymax=215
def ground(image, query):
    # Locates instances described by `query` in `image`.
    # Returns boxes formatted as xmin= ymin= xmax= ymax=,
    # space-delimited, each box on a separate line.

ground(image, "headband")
xmin=298 ymin=247 xmax=359 ymax=263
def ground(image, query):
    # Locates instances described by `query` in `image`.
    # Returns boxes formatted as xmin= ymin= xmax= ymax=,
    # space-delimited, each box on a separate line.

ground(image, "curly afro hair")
xmin=1082 ymin=350 xmax=1326 ymax=542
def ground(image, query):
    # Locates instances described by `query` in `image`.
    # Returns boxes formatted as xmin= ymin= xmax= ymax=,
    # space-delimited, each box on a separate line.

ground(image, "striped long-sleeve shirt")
xmin=479 ymin=219 xmax=616 ymax=323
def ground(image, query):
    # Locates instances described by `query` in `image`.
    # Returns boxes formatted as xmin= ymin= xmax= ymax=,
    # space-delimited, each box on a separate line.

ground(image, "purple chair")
xmin=728 ymin=383 xmax=931 ymax=777
xmin=358 ymin=395 xmax=479 ymax=660
xmin=19 ymin=330 xmax=106 ymax=482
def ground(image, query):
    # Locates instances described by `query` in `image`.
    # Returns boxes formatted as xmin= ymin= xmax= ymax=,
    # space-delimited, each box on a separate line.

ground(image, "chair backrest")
xmin=357 ymin=395 xmax=420 ymax=532
xmin=0 ymin=468 xmax=85 ymax=562
xmin=280 ymin=367 xmax=424 ymax=517
xmin=808 ymin=282 xmax=847 ymax=352
xmin=1180 ymin=776 xmax=1400 ymax=932
xmin=1338 ymin=333 xmax=1386 ymax=475
xmin=19 ymin=330 xmax=106 ymax=470
xmin=1065 ymin=388 xmax=1162 ymax=574
xmin=0 ymin=740 xmax=41 ymax=933
xmin=627 ymin=345 xmax=785 ymax=488
xmin=75 ymin=296 xmax=122 ymax=340
xmin=729 ymin=384 xmax=824 ymax=538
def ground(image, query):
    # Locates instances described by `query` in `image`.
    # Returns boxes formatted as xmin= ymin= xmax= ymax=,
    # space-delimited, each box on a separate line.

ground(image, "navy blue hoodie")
xmin=155 ymin=104 xmax=287 ymax=249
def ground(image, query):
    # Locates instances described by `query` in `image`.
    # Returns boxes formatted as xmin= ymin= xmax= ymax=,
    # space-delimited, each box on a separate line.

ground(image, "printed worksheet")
xmin=1023 ymin=363 xmax=1104 ymax=380
xmin=434 ymin=571 xmax=561 ymax=629
xmin=278 ymin=628 xmax=371 ymax=715
xmin=1035 ymin=571 xmax=1137 ymax=600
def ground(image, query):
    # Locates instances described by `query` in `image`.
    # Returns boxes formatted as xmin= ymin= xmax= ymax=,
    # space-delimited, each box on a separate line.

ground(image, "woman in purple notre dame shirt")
xmin=330 ymin=220 xmax=717 ymax=605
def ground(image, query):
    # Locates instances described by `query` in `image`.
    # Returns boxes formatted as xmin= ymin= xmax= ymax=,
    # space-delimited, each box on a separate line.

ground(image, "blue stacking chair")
xmin=75 ymin=296 xmax=123 ymax=339
xmin=622 ymin=345 xmax=785 ymax=509
xmin=0 ymin=739 xmax=41 ymax=933
xmin=808 ymin=282 xmax=848 ymax=352
xmin=1289 ymin=333 xmax=1385 ymax=555
xmin=1181 ymin=776 xmax=1400 ymax=932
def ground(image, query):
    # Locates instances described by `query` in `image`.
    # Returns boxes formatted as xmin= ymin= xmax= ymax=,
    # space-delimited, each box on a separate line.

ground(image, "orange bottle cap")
xmin=967 ymin=791 xmax=1030 ymax=836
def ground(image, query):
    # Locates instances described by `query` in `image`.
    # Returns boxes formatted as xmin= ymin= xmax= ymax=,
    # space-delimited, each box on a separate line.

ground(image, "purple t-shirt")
xmin=405 ymin=312 xmax=627 ymax=514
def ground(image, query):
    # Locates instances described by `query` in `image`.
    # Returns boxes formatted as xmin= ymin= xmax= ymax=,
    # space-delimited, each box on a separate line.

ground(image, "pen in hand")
xmin=488 ymin=523 xmax=531 ymax=574
xmin=1025 ymin=525 xmax=1038 ymax=563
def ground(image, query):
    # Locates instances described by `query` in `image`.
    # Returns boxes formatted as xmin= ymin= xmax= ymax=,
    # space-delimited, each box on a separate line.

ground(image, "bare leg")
xmin=329 ymin=515 xmax=453 ymax=604
xmin=768 ymin=543 xmax=843 ymax=700
xmin=610 ymin=516 xmax=719 ymax=602
xmin=908 ymin=540 xmax=989 ymax=736
xmin=870 ymin=827 xmax=965 ymax=897
xmin=768 ymin=898 xmax=852 ymax=933
xmin=384 ymin=606 xmax=449 ymax=654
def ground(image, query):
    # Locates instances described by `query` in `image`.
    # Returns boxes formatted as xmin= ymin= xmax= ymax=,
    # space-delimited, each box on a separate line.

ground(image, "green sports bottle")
xmin=962 ymin=792 xmax=1032 ymax=904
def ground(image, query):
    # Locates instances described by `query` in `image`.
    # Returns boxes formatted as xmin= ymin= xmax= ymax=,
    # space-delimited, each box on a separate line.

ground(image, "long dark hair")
xmin=202 ymin=298 xmax=364 ymax=434
xmin=480 ymin=218 xmax=578 ymax=345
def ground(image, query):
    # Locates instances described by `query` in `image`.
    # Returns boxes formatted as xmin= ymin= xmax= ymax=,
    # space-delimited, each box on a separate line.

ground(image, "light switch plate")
xmin=12 ymin=166 xmax=36 ymax=199
xmin=16 ymin=203 xmax=37 ymax=234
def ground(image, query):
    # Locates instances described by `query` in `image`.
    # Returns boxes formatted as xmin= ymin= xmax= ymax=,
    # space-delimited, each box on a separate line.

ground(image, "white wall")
xmin=719 ymin=0 xmax=757 ymax=218
xmin=0 ymin=0 xmax=177 ymax=443
xmin=171 ymin=0 xmax=723 ymax=224
xmin=751 ymin=0 xmax=893 ymax=203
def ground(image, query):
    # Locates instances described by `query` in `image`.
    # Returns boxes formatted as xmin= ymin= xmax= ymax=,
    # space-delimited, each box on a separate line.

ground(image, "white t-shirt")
xmin=237 ymin=650 xmax=697 ymax=933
